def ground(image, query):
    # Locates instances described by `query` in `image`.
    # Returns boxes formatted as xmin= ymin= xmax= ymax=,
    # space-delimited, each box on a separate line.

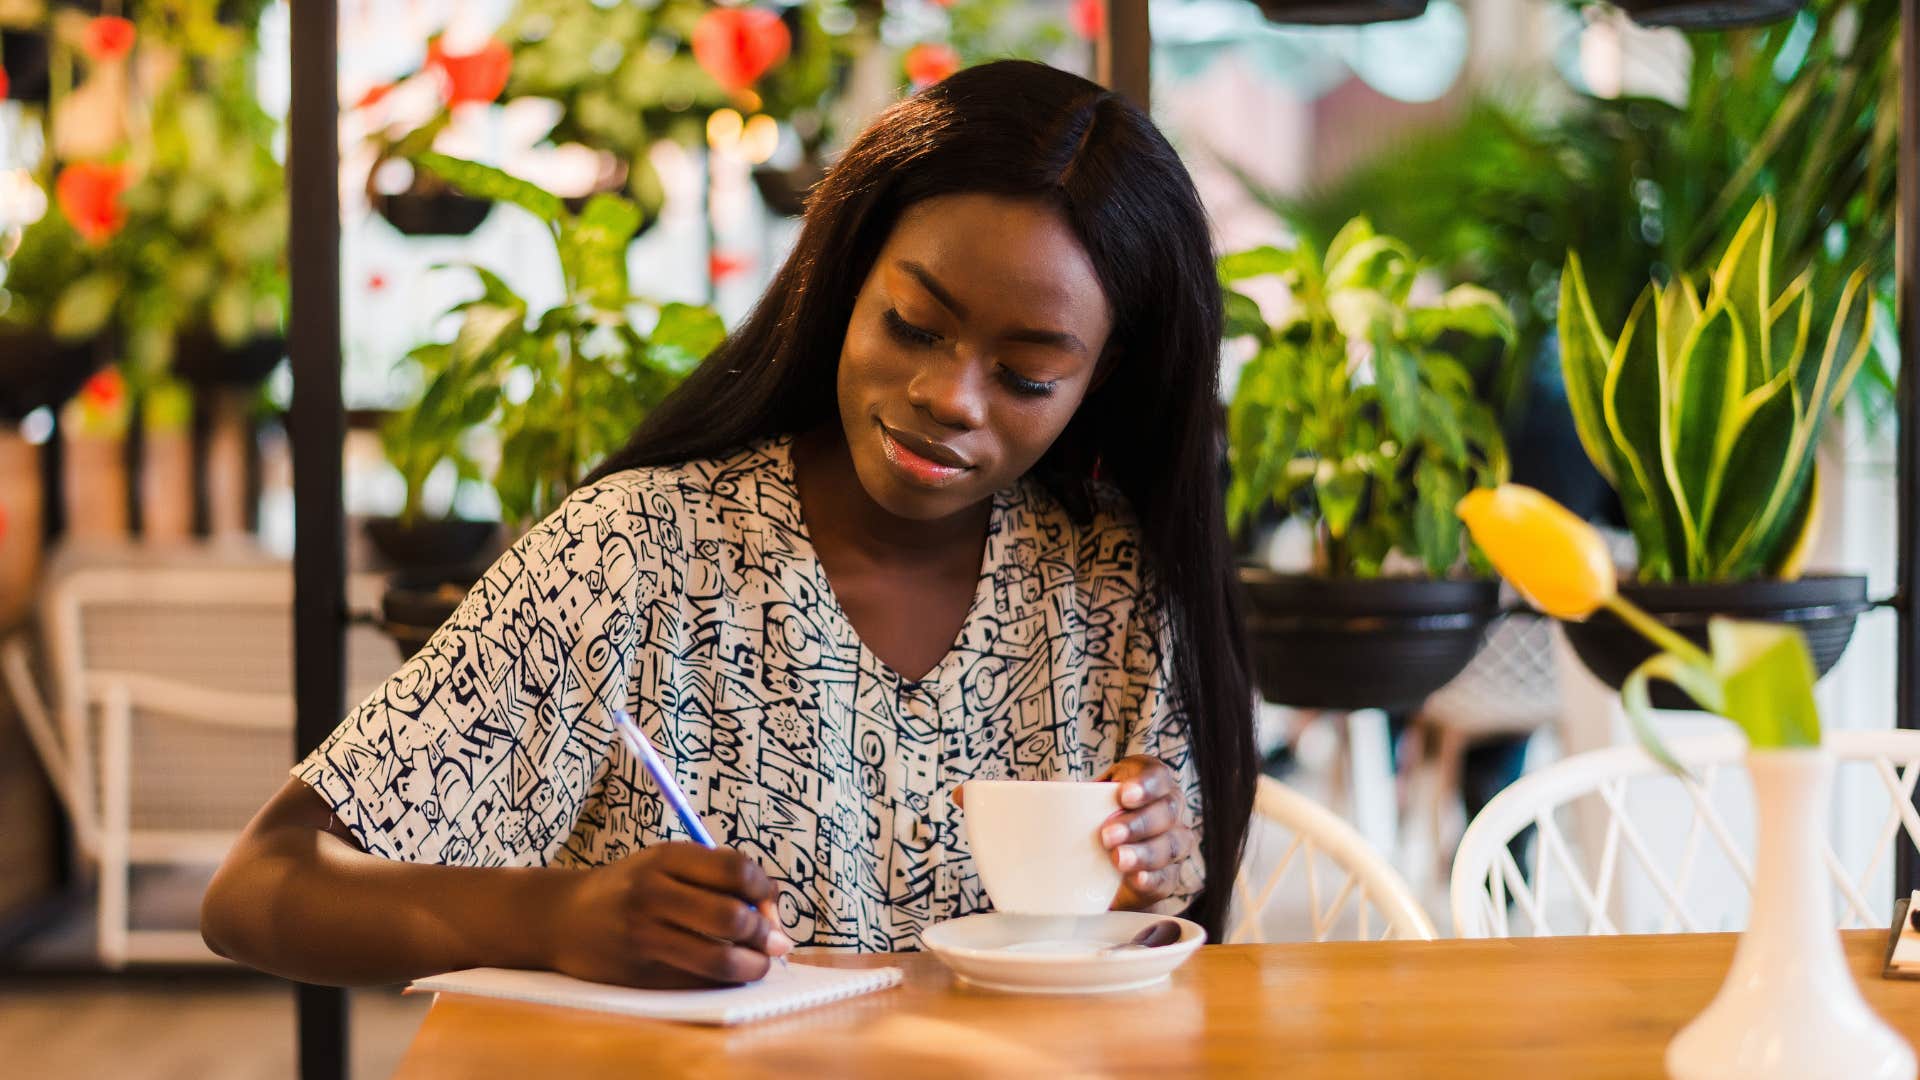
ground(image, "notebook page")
xmin=410 ymin=962 xmax=904 ymax=1026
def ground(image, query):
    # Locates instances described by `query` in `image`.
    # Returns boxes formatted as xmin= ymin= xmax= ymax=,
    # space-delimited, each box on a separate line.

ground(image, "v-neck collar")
xmin=769 ymin=434 xmax=1006 ymax=688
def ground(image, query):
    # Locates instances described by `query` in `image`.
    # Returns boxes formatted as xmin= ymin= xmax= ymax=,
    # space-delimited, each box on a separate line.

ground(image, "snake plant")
xmin=1558 ymin=197 xmax=1874 ymax=583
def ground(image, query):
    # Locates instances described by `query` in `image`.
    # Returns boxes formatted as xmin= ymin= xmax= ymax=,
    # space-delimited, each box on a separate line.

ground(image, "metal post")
xmin=1097 ymin=0 xmax=1152 ymax=111
xmin=1897 ymin=0 xmax=1920 ymax=898
xmin=288 ymin=0 xmax=348 ymax=1075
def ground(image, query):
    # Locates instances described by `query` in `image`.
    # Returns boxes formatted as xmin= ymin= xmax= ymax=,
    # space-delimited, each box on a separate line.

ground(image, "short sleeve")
xmin=293 ymin=480 xmax=657 ymax=866
xmin=1123 ymin=570 xmax=1206 ymax=915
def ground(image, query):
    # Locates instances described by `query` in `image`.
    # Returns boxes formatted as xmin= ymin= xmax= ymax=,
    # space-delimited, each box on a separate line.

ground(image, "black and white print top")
xmin=295 ymin=435 xmax=1201 ymax=951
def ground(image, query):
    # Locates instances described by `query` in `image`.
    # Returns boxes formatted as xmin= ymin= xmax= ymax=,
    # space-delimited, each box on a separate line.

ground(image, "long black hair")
xmin=587 ymin=60 xmax=1255 ymax=939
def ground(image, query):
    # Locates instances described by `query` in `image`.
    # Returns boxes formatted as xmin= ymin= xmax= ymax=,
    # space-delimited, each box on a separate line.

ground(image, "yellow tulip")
xmin=1456 ymin=484 xmax=1618 ymax=620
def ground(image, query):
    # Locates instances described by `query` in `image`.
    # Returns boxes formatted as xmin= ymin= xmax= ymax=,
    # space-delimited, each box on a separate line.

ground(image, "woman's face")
xmin=837 ymin=193 xmax=1114 ymax=522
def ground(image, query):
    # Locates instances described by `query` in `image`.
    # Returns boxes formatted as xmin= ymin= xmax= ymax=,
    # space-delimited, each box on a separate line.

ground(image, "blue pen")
xmin=610 ymin=709 xmax=787 ymax=968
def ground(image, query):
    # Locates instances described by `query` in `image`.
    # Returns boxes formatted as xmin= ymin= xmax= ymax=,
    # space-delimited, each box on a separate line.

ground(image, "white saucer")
xmin=922 ymin=910 xmax=1206 ymax=995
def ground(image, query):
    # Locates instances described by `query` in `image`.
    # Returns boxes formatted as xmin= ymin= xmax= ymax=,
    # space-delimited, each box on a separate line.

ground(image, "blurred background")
xmin=0 ymin=0 xmax=1903 ymax=1075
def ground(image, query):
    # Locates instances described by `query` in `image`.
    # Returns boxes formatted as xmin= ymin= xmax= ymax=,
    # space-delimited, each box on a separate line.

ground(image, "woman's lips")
xmin=878 ymin=424 xmax=972 ymax=488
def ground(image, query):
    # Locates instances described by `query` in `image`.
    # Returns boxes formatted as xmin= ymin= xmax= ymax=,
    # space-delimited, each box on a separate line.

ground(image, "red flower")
xmin=81 ymin=369 xmax=124 ymax=412
xmin=709 ymin=251 xmax=750 ymax=283
xmin=427 ymin=37 xmax=511 ymax=106
xmin=83 ymin=16 xmax=136 ymax=62
xmin=367 ymin=272 xmax=388 ymax=293
xmin=904 ymin=43 xmax=960 ymax=90
xmin=692 ymin=9 xmax=791 ymax=94
xmin=355 ymin=82 xmax=396 ymax=110
xmin=0 ymin=64 xmax=10 ymax=101
xmin=56 ymin=162 xmax=129 ymax=245
xmin=1070 ymin=0 xmax=1105 ymax=40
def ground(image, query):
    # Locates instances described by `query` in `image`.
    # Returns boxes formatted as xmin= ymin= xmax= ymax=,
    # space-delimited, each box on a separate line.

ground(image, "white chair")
xmin=1229 ymin=776 xmax=1437 ymax=943
xmin=3 ymin=548 xmax=397 ymax=966
xmin=1451 ymin=730 xmax=1920 ymax=938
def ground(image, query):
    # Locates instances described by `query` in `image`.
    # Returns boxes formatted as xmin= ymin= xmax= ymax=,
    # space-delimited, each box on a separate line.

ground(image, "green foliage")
xmin=1264 ymin=0 xmax=1898 ymax=427
xmin=387 ymin=155 xmax=725 ymax=526
xmin=1222 ymin=220 xmax=1515 ymax=578
xmin=1623 ymin=617 xmax=1822 ymax=769
xmin=1560 ymin=197 xmax=1872 ymax=582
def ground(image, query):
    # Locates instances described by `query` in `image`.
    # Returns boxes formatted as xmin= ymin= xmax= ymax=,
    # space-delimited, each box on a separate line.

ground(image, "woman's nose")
xmin=907 ymin=352 xmax=989 ymax=431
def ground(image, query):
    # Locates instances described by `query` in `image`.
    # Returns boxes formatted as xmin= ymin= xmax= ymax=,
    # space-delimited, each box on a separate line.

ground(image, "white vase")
xmin=1667 ymin=748 xmax=1916 ymax=1080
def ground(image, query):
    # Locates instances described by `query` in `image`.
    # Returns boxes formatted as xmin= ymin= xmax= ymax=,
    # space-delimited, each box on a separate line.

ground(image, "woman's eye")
xmin=1000 ymin=370 xmax=1058 ymax=398
xmin=883 ymin=308 xmax=940 ymax=347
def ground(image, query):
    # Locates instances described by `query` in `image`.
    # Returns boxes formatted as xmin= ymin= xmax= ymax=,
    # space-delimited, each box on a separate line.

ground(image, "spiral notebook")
xmin=408 ymin=962 xmax=904 ymax=1026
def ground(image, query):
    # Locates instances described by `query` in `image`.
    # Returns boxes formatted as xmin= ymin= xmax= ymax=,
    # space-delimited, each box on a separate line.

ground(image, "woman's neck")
xmin=790 ymin=425 xmax=991 ymax=563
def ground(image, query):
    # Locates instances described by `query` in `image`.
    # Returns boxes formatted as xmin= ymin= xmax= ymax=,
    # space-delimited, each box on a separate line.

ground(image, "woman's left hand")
xmin=1098 ymin=755 xmax=1196 ymax=911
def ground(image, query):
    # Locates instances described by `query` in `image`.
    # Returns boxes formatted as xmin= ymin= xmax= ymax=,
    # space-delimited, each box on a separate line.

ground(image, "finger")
xmin=633 ymin=921 xmax=772 ymax=986
xmin=1103 ymin=757 xmax=1175 ymax=809
xmin=648 ymin=876 xmax=776 ymax=951
xmin=1122 ymin=864 xmax=1176 ymax=903
xmin=1100 ymin=797 xmax=1178 ymax=850
xmin=950 ymin=785 xmax=966 ymax=810
xmin=660 ymin=845 xmax=775 ymax=903
xmin=1114 ymin=823 xmax=1194 ymax=874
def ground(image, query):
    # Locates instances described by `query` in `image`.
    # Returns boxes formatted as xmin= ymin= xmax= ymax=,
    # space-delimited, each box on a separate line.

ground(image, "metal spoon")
xmin=1102 ymin=920 xmax=1182 ymax=953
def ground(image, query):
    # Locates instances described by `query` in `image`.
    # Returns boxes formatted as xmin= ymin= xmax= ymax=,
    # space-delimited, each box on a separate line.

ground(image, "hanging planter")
xmin=369 ymin=185 xmax=494 ymax=237
xmin=1254 ymin=0 xmax=1428 ymax=24
xmin=172 ymin=332 xmax=287 ymax=387
xmin=1614 ymin=0 xmax=1805 ymax=29
xmin=363 ymin=516 xmax=499 ymax=572
xmin=1 ymin=28 xmax=52 ymax=104
xmin=1559 ymin=576 xmax=1869 ymax=710
xmin=1241 ymin=568 xmax=1501 ymax=711
xmin=0 ymin=329 xmax=104 ymax=422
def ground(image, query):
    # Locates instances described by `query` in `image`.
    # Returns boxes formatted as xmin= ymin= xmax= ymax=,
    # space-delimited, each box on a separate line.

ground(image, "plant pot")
xmin=370 ymin=190 xmax=493 ymax=237
xmin=1239 ymin=568 xmax=1500 ymax=711
xmin=363 ymin=516 xmax=499 ymax=572
xmin=1559 ymin=576 xmax=1868 ymax=710
xmin=173 ymin=333 xmax=287 ymax=388
xmin=1254 ymin=0 xmax=1428 ymax=24
xmin=1615 ymin=0 xmax=1804 ymax=29
xmin=140 ymin=427 xmax=194 ymax=543
xmin=380 ymin=570 xmax=479 ymax=662
xmin=1665 ymin=748 xmax=1913 ymax=1080
xmin=751 ymin=159 xmax=828 ymax=218
xmin=0 ymin=330 xmax=104 ymax=422
xmin=1 ymin=30 xmax=52 ymax=104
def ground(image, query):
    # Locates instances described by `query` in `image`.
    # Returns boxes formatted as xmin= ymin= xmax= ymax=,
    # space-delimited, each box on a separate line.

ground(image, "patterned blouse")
xmin=295 ymin=435 xmax=1201 ymax=951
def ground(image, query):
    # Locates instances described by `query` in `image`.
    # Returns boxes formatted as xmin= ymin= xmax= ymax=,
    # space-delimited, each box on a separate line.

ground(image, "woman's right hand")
xmin=547 ymin=842 xmax=795 ymax=988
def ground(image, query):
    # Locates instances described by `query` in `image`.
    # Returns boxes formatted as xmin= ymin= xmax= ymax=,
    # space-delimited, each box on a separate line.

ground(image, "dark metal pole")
xmin=1897 ymin=0 xmax=1920 ymax=898
xmin=1098 ymin=0 xmax=1152 ymax=111
xmin=289 ymin=0 xmax=348 ymax=1076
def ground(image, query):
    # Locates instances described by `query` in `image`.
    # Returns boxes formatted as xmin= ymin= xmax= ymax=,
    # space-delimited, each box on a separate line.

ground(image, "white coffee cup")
xmin=962 ymin=780 xmax=1122 ymax=915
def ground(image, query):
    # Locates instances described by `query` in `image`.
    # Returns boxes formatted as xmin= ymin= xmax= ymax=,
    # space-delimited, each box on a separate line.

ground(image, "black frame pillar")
xmin=1097 ymin=0 xmax=1152 ymax=110
xmin=288 ymin=0 xmax=348 ymax=1076
xmin=1895 ymin=0 xmax=1920 ymax=896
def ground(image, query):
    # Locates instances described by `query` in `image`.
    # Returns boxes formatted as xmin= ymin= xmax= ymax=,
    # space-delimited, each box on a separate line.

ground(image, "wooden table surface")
xmin=392 ymin=931 xmax=1916 ymax=1079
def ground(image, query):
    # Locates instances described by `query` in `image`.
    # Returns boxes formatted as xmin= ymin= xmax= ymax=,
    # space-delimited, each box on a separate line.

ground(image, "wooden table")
xmin=393 ymin=932 xmax=1916 ymax=1078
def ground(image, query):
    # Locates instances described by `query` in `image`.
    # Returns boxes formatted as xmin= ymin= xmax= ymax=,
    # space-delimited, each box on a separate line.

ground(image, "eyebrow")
xmin=896 ymin=259 xmax=1092 ymax=358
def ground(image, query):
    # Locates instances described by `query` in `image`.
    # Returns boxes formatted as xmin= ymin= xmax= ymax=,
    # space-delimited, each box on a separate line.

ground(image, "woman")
xmin=202 ymin=60 xmax=1255 ymax=988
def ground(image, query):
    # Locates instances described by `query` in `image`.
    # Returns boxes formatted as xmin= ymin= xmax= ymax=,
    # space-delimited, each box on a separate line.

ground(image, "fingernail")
xmin=1102 ymin=824 xmax=1128 ymax=847
xmin=1117 ymin=846 xmax=1139 ymax=871
xmin=769 ymin=929 xmax=795 ymax=955
xmin=1134 ymin=870 xmax=1153 ymax=886
xmin=1122 ymin=783 xmax=1144 ymax=805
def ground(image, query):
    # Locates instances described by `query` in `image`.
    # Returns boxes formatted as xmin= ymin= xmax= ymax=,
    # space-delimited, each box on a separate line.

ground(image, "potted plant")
xmin=374 ymin=152 xmax=725 ymax=658
xmin=1554 ymin=196 xmax=1873 ymax=706
xmin=1222 ymin=218 xmax=1516 ymax=711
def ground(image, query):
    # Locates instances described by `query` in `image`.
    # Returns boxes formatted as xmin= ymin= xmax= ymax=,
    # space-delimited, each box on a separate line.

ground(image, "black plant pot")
xmin=0 ymin=329 xmax=104 ymax=422
xmin=2 ymin=30 xmax=52 ymax=104
xmin=173 ymin=333 xmax=287 ymax=388
xmin=1559 ymin=575 xmax=1870 ymax=710
xmin=380 ymin=570 xmax=479 ymax=663
xmin=1614 ymin=0 xmax=1804 ymax=28
xmin=1254 ymin=0 xmax=1428 ymax=24
xmin=1240 ymin=568 xmax=1501 ymax=712
xmin=370 ymin=190 xmax=494 ymax=237
xmin=751 ymin=160 xmax=828 ymax=218
xmin=363 ymin=516 xmax=499 ymax=572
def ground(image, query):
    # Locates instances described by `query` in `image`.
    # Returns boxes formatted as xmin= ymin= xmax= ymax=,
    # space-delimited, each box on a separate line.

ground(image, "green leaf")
xmin=1710 ymin=198 xmax=1772 ymax=392
xmin=1217 ymin=246 xmax=1300 ymax=284
xmin=648 ymin=302 xmax=726 ymax=374
xmin=52 ymin=273 xmax=124 ymax=341
xmin=1373 ymin=342 xmax=1424 ymax=443
xmin=1603 ymin=291 xmax=1682 ymax=578
xmin=1407 ymin=284 xmax=1515 ymax=344
xmin=1710 ymin=618 xmax=1820 ymax=748
xmin=414 ymin=152 xmax=565 ymax=224
xmin=1316 ymin=459 xmax=1367 ymax=540
xmin=1622 ymin=652 xmax=1720 ymax=778
xmin=1223 ymin=290 xmax=1271 ymax=346
xmin=1412 ymin=455 xmax=1465 ymax=575
xmin=1705 ymin=372 xmax=1798 ymax=578
xmin=453 ymin=303 xmax=525 ymax=365
xmin=1557 ymin=254 xmax=1619 ymax=488
xmin=1666 ymin=302 xmax=1745 ymax=572
xmin=562 ymin=193 xmax=644 ymax=309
